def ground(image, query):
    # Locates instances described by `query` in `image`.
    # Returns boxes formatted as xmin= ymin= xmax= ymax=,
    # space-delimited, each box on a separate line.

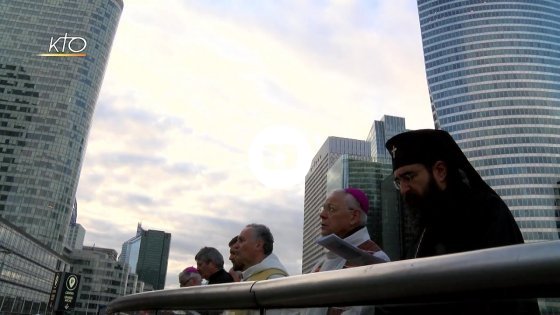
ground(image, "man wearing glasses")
xmin=386 ymin=129 xmax=524 ymax=258
xmin=382 ymin=130 xmax=538 ymax=315
xmin=313 ymin=188 xmax=390 ymax=272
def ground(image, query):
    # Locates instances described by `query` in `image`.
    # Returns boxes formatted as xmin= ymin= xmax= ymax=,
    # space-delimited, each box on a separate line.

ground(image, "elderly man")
xmin=304 ymin=188 xmax=389 ymax=315
xmin=178 ymin=266 xmax=202 ymax=287
xmin=312 ymin=187 xmax=390 ymax=272
xmin=195 ymin=247 xmax=233 ymax=284
xmin=230 ymin=223 xmax=288 ymax=281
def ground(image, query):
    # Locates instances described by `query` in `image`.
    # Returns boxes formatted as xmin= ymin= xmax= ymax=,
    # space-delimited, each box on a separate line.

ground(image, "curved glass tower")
xmin=417 ymin=0 xmax=560 ymax=242
xmin=0 ymin=0 xmax=123 ymax=252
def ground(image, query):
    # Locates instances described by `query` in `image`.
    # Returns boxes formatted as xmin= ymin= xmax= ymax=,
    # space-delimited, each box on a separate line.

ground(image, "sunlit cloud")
xmin=76 ymin=0 xmax=433 ymax=288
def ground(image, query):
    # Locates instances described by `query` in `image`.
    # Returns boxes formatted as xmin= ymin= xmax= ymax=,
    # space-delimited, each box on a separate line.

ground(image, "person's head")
xmin=320 ymin=188 xmax=369 ymax=237
xmin=385 ymin=129 xmax=488 ymax=212
xmin=178 ymin=266 xmax=202 ymax=287
xmin=228 ymin=236 xmax=239 ymax=270
xmin=195 ymin=247 xmax=224 ymax=280
xmin=231 ymin=223 xmax=274 ymax=271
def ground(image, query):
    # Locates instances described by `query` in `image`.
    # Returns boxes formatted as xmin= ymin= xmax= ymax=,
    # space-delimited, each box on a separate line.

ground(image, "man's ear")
xmin=255 ymin=239 xmax=263 ymax=250
xmin=432 ymin=160 xmax=447 ymax=190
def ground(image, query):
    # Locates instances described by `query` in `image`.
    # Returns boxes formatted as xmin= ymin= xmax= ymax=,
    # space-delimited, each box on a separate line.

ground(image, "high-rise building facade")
xmin=119 ymin=224 xmax=171 ymax=290
xmin=302 ymin=137 xmax=372 ymax=273
xmin=367 ymin=115 xmax=407 ymax=164
xmin=0 ymin=216 xmax=70 ymax=314
xmin=0 ymin=0 xmax=123 ymax=252
xmin=136 ymin=229 xmax=171 ymax=290
xmin=64 ymin=222 xmax=85 ymax=250
xmin=417 ymin=0 xmax=560 ymax=242
xmin=69 ymin=246 xmax=131 ymax=315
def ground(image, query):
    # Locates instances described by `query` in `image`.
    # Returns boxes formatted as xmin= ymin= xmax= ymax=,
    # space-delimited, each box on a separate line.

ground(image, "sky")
xmin=76 ymin=0 xmax=434 ymax=289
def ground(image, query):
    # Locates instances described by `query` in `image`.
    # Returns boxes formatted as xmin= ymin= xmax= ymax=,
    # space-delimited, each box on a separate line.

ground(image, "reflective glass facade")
xmin=0 ymin=0 xmax=123 ymax=252
xmin=418 ymin=0 xmax=560 ymax=242
xmin=302 ymin=137 xmax=372 ymax=273
xmin=0 ymin=216 xmax=69 ymax=314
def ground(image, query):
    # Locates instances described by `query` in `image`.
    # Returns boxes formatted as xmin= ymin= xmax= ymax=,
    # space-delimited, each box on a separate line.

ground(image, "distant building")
xmin=0 ymin=216 xmax=70 ymax=314
xmin=118 ymin=223 xmax=143 ymax=273
xmin=125 ymin=273 xmax=144 ymax=295
xmin=119 ymin=224 xmax=171 ymax=290
xmin=366 ymin=115 xmax=407 ymax=164
xmin=69 ymin=246 xmax=131 ymax=314
xmin=65 ymin=223 xmax=86 ymax=250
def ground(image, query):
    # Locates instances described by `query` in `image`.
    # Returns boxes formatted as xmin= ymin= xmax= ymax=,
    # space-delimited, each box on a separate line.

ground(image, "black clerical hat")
xmin=385 ymin=129 xmax=462 ymax=171
xmin=385 ymin=129 xmax=491 ymax=193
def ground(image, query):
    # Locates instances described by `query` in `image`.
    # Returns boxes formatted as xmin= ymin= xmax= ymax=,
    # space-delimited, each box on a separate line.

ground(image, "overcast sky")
xmin=76 ymin=0 xmax=434 ymax=289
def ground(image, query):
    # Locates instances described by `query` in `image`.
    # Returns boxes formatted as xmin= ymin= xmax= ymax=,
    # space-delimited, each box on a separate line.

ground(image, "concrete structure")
xmin=69 ymin=246 xmax=130 ymax=315
xmin=0 ymin=0 xmax=123 ymax=253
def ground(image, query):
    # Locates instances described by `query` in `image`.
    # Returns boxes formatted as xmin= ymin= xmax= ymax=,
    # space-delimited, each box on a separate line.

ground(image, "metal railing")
xmin=107 ymin=241 xmax=560 ymax=313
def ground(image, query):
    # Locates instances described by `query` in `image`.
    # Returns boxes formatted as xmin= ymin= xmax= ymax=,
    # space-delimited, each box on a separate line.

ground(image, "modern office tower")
xmin=302 ymin=137 xmax=371 ymax=273
xmin=64 ymin=223 xmax=85 ymax=250
xmin=0 ymin=0 xmax=123 ymax=253
xmin=69 ymin=246 xmax=130 ymax=314
xmin=0 ymin=216 xmax=70 ymax=314
xmin=119 ymin=224 xmax=171 ymax=290
xmin=367 ymin=115 xmax=407 ymax=164
xmin=417 ymin=1 xmax=560 ymax=242
xmin=118 ymin=223 xmax=143 ymax=273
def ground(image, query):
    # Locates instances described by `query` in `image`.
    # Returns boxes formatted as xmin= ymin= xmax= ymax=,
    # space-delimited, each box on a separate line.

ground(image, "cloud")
xmin=76 ymin=0 xmax=433 ymax=290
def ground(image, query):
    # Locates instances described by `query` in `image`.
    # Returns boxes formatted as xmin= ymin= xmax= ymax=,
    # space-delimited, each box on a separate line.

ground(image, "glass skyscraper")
xmin=417 ymin=0 xmax=560 ymax=242
xmin=0 ymin=0 xmax=123 ymax=252
xmin=119 ymin=224 xmax=171 ymax=290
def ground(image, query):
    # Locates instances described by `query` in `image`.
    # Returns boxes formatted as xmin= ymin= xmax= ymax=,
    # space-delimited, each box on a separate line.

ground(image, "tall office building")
xmin=0 ymin=0 xmax=123 ymax=253
xmin=119 ymin=224 xmax=171 ymax=290
xmin=302 ymin=137 xmax=372 ymax=273
xmin=367 ymin=115 xmax=407 ymax=164
xmin=118 ymin=223 xmax=143 ymax=273
xmin=64 ymin=222 xmax=85 ymax=250
xmin=417 ymin=0 xmax=560 ymax=242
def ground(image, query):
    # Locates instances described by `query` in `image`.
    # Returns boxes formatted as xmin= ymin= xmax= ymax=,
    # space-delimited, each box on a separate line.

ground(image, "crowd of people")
xmin=176 ymin=129 xmax=537 ymax=314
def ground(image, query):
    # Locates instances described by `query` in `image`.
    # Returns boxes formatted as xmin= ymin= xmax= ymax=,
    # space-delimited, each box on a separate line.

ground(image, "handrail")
xmin=108 ymin=241 xmax=560 ymax=313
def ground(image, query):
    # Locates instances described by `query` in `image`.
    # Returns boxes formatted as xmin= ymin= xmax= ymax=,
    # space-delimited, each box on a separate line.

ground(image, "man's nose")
xmin=399 ymin=182 xmax=411 ymax=194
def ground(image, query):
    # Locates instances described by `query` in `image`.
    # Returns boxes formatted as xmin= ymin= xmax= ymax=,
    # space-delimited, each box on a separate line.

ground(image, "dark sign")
xmin=48 ymin=272 xmax=81 ymax=311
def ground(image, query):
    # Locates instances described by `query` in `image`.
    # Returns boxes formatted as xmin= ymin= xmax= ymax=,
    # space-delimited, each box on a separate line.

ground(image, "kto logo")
xmin=38 ymin=33 xmax=87 ymax=57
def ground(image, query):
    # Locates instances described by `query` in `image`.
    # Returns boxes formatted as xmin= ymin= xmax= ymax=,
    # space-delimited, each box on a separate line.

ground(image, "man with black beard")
xmin=380 ymin=129 xmax=539 ymax=315
xmin=386 ymin=129 xmax=523 ymax=258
